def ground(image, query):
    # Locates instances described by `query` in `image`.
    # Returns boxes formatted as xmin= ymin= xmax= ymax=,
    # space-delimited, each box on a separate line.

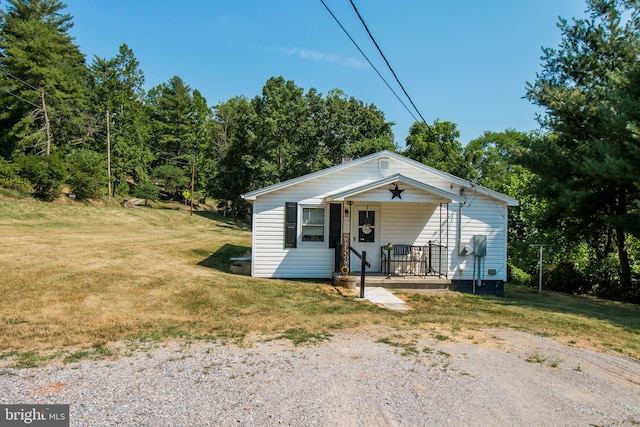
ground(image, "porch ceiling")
xmin=326 ymin=173 xmax=464 ymax=203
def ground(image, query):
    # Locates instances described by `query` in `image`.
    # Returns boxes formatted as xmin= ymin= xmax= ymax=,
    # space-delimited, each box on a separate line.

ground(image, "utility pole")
xmin=106 ymin=110 xmax=111 ymax=197
xmin=530 ymin=244 xmax=549 ymax=293
xmin=190 ymin=154 xmax=195 ymax=216
xmin=41 ymin=91 xmax=51 ymax=155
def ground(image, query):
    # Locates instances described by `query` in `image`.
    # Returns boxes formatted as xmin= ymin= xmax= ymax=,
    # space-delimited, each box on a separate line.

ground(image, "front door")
xmin=350 ymin=206 xmax=380 ymax=272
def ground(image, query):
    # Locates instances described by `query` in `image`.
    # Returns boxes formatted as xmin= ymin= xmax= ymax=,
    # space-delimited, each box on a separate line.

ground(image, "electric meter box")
xmin=473 ymin=235 xmax=487 ymax=256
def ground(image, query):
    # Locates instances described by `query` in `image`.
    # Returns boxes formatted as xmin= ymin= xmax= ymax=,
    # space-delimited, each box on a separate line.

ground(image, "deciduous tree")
xmin=403 ymin=120 xmax=465 ymax=177
xmin=89 ymin=43 xmax=153 ymax=190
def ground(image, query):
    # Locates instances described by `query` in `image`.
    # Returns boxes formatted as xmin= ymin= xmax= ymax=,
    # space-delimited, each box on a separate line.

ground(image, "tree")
xmin=206 ymin=77 xmax=396 ymax=218
xmin=252 ymin=76 xmax=307 ymax=182
xmin=65 ymin=148 xmax=105 ymax=199
xmin=89 ymin=43 xmax=153 ymax=191
xmin=17 ymin=152 xmax=66 ymax=200
xmin=0 ymin=157 xmax=29 ymax=191
xmin=132 ymin=182 xmax=159 ymax=206
xmin=313 ymin=89 xmax=395 ymax=166
xmin=0 ymin=0 xmax=90 ymax=158
xmin=208 ymin=96 xmax=258 ymax=219
xmin=524 ymin=0 xmax=640 ymax=299
xmin=402 ymin=120 xmax=466 ymax=176
xmin=190 ymin=88 xmax=214 ymax=194
xmin=148 ymin=75 xmax=197 ymax=161
xmin=464 ymin=130 xmax=532 ymax=192
xmin=464 ymin=130 xmax=549 ymax=287
xmin=151 ymin=164 xmax=190 ymax=199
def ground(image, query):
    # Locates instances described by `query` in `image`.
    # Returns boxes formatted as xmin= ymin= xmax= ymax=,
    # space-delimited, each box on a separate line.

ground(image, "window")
xmin=358 ymin=210 xmax=375 ymax=242
xmin=301 ymin=207 xmax=325 ymax=243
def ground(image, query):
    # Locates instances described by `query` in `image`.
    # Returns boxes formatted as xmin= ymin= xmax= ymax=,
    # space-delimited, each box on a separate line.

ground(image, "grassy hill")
xmin=0 ymin=197 xmax=638 ymax=366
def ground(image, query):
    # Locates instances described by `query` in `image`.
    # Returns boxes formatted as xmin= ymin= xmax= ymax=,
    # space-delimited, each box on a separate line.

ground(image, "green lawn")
xmin=0 ymin=196 xmax=638 ymax=367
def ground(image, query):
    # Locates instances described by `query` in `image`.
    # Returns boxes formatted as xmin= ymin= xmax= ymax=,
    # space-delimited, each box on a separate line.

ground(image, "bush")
xmin=508 ymin=263 xmax=532 ymax=287
xmin=132 ymin=182 xmax=159 ymax=206
xmin=17 ymin=154 xmax=66 ymax=201
xmin=66 ymin=149 xmax=106 ymax=200
xmin=545 ymin=260 xmax=590 ymax=294
xmin=0 ymin=158 xmax=30 ymax=192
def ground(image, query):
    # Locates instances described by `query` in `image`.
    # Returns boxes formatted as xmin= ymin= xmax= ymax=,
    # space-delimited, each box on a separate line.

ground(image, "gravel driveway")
xmin=1 ymin=327 xmax=639 ymax=426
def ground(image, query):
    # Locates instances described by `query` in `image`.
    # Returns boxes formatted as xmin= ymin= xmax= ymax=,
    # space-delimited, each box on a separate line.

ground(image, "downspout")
xmin=472 ymin=254 xmax=476 ymax=294
xmin=456 ymin=199 xmax=463 ymax=249
xmin=447 ymin=203 xmax=450 ymax=278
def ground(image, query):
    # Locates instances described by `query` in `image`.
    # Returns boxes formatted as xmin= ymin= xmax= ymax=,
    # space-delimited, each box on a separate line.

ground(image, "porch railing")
xmin=334 ymin=241 xmax=448 ymax=278
xmin=334 ymin=242 xmax=370 ymax=298
xmin=381 ymin=242 xmax=448 ymax=278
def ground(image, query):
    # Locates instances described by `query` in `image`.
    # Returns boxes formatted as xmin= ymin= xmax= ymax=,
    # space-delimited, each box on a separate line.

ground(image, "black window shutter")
xmin=284 ymin=202 xmax=297 ymax=248
xmin=329 ymin=204 xmax=341 ymax=249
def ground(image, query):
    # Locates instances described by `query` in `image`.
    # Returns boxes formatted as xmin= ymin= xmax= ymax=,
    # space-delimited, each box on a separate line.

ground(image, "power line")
xmin=348 ymin=0 xmax=431 ymax=131
xmin=319 ymin=0 xmax=420 ymax=124
xmin=4 ymin=71 xmax=101 ymax=127
xmin=1 ymin=73 xmax=191 ymax=165
xmin=330 ymin=1 xmax=465 ymax=167
xmin=0 ymin=86 xmax=41 ymax=110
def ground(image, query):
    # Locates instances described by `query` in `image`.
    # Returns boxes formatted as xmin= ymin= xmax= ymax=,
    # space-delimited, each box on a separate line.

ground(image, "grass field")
xmin=1 ymin=196 xmax=638 ymax=366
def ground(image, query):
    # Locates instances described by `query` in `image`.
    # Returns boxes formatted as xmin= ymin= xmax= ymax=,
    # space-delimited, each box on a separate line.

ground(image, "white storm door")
xmin=350 ymin=206 xmax=380 ymax=272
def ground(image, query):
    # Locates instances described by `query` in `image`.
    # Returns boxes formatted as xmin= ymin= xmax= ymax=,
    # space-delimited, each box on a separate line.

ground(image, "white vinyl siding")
xmin=249 ymin=155 xmax=511 ymax=280
xmin=450 ymin=198 xmax=509 ymax=281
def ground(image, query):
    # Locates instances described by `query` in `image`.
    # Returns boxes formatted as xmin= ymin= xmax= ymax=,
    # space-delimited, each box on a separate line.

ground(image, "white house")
xmin=241 ymin=150 xmax=518 ymax=296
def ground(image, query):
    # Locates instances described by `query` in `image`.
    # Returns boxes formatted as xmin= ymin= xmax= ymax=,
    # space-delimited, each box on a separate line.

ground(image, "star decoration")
xmin=389 ymin=184 xmax=404 ymax=200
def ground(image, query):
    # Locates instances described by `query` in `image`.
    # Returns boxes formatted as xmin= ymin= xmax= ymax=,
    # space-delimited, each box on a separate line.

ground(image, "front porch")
xmin=333 ymin=240 xmax=450 ymax=293
xmin=332 ymin=272 xmax=451 ymax=294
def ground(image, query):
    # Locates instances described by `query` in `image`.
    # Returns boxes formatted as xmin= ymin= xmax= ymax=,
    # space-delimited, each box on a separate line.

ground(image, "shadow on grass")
xmin=501 ymin=284 xmax=640 ymax=334
xmin=197 ymin=243 xmax=251 ymax=273
xmin=194 ymin=211 xmax=249 ymax=231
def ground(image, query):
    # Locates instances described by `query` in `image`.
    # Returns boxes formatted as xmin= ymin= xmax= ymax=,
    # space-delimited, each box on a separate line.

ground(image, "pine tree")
xmin=524 ymin=0 xmax=640 ymax=299
xmin=0 ymin=0 xmax=90 ymax=158
xmin=148 ymin=75 xmax=197 ymax=161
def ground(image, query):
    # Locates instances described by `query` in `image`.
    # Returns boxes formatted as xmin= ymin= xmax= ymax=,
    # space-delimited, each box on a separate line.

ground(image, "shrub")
xmin=508 ymin=263 xmax=532 ymax=287
xmin=0 ymin=158 xmax=30 ymax=192
xmin=545 ymin=260 xmax=589 ymax=294
xmin=17 ymin=154 xmax=66 ymax=201
xmin=132 ymin=182 xmax=159 ymax=206
xmin=66 ymin=149 xmax=106 ymax=200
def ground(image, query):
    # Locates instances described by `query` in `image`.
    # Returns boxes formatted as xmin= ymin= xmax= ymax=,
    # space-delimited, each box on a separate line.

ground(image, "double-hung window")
xmin=301 ymin=207 xmax=325 ymax=243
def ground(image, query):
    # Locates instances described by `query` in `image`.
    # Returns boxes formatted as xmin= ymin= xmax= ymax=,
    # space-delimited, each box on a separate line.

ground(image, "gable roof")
xmin=241 ymin=150 xmax=519 ymax=206
xmin=327 ymin=173 xmax=464 ymax=203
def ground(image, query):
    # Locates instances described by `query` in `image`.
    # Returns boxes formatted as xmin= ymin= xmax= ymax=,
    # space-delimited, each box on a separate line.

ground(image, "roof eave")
xmin=327 ymin=173 xmax=464 ymax=203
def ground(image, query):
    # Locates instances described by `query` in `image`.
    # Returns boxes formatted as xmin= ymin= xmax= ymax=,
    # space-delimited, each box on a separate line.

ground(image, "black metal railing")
xmin=381 ymin=241 xmax=448 ymax=278
xmin=334 ymin=242 xmax=370 ymax=298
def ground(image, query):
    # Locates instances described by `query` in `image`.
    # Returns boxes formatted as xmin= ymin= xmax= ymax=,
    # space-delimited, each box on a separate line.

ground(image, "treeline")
xmin=0 ymin=0 xmax=639 ymax=303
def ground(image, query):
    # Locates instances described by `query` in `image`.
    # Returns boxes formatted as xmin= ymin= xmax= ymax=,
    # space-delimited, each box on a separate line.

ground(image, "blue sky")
xmin=63 ymin=0 xmax=589 ymax=147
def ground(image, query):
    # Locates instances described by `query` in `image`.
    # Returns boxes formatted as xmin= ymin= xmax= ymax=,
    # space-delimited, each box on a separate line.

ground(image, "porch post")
xmin=342 ymin=233 xmax=350 ymax=273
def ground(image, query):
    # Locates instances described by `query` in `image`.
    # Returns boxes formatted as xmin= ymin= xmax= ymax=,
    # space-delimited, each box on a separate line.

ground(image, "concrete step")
xmin=332 ymin=272 xmax=450 ymax=293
